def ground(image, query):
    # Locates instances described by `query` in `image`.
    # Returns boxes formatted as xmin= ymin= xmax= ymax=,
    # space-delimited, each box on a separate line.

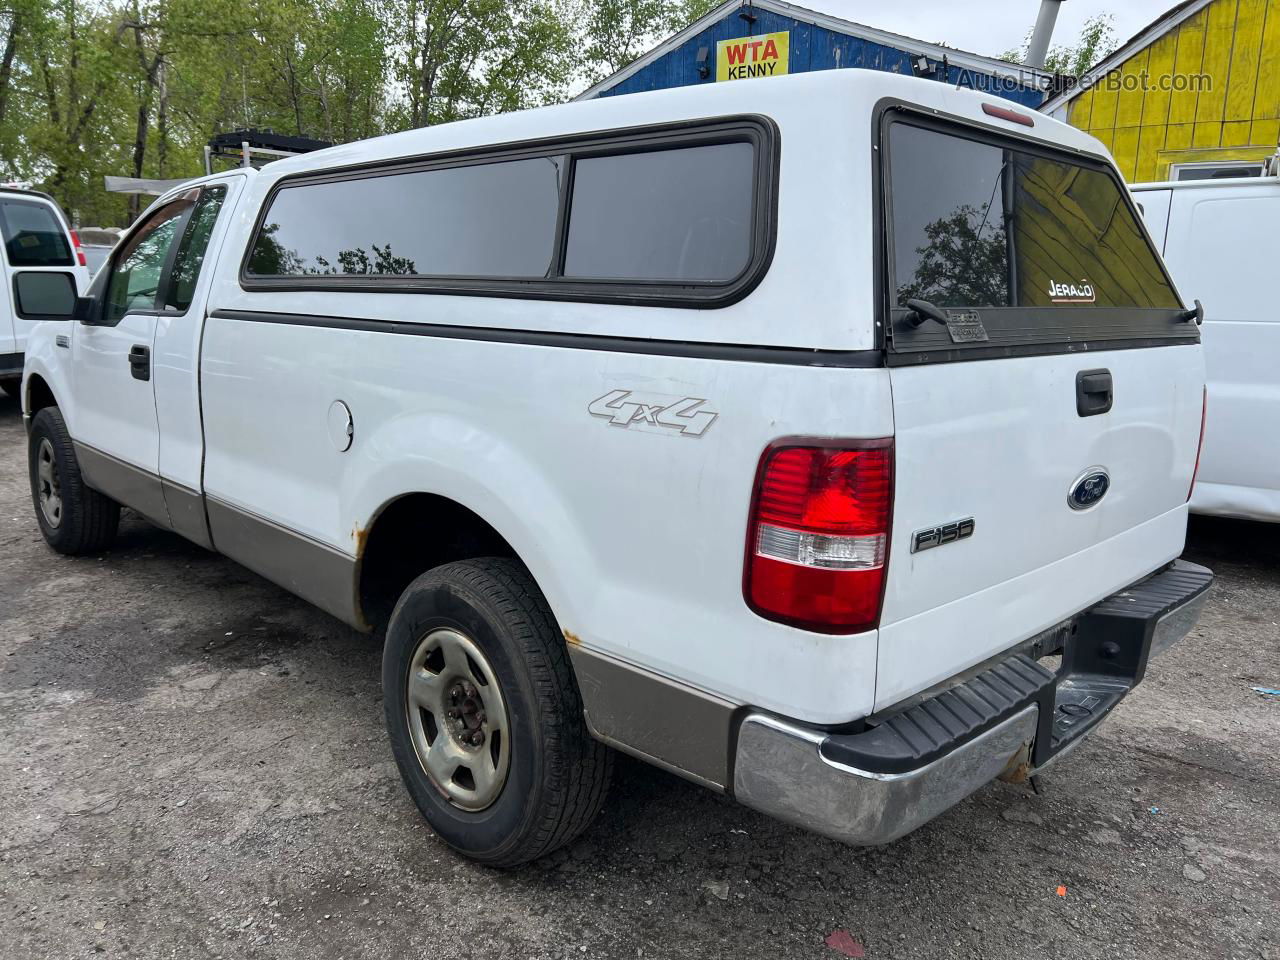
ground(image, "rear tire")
xmin=28 ymin=407 xmax=120 ymax=554
xmin=383 ymin=558 xmax=612 ymax=867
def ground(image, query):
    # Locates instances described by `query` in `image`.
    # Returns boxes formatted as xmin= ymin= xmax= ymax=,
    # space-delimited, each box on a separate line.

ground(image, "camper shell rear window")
xmin=880 ymin=108 xmax=1196 ymax=363
xmin=241 ymin=118 xmax=778 ymax=309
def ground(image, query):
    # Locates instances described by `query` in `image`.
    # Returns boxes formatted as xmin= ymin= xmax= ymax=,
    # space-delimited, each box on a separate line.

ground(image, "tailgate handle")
xmin=1076 ymin=369 xmax=1113 ymax=417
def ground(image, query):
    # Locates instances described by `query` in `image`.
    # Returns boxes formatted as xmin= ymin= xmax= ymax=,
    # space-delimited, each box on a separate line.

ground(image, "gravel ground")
xmin=1 ymin=386 xmax=1277 ymax=960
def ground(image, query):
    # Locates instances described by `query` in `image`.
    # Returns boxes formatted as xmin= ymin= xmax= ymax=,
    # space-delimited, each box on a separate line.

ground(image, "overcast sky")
xmin=797 ymin=0 xmax=1175 ymax=61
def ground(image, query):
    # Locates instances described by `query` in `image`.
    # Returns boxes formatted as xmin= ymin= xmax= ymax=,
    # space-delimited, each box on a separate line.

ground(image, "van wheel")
xmin=28 ymin=407 xmax=120 ymax=554
xmin=383 ymin=558 xmax=612 ymax=867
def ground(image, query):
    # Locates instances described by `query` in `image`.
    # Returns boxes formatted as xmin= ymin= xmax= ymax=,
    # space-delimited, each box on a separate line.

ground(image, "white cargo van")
xmin=1133 ymin=174 xmax=1280 ymax=521
xmin=20 ymin=71 xmax=1213 ymax=866
xmin=0 ymin=188 xmax=90 ymax=395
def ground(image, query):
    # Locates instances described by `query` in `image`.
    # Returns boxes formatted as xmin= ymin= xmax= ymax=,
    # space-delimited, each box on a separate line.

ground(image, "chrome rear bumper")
xmin=731 ymin=559 xmax=1213 ymax=846
xmin=734 ymin=704 xmax=1039 ymax=845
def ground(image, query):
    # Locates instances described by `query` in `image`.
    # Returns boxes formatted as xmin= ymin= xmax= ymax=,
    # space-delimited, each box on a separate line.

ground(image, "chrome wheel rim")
xmin=36 ymin=438 xmax=62 ymax=528
xmin=406 ymin=627 xmax=511 ymax=811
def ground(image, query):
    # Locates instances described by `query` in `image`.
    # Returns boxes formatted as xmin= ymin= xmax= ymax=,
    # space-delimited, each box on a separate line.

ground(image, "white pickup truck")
xmin=21 ymin=71 xmax=1213 ymax=867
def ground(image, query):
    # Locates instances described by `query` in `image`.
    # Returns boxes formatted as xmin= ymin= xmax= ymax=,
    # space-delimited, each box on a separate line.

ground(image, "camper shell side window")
xmin=241 ymin=117 xmax=779 ymax=309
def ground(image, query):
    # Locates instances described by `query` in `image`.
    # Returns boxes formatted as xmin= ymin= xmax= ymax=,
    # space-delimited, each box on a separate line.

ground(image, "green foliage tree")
xmin=0 ymin=0 xmax=720 ymax=226
xmin=579 ymin=0 xmax=719 ymax=82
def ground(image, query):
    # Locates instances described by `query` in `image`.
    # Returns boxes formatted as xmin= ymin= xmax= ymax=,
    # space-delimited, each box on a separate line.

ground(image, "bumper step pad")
xmin=1045 ymin=559 xmax=1214 ymax=761
xmin=821 ymin=655 xmax=1054 ymax=774
xmin=818 ymin=560 xmax=1214 ymax=775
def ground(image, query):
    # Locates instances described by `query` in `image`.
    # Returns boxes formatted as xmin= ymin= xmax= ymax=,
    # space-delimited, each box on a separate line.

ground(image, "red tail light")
xmin=744 ymin=440 xmax=893 ymax=634
xmin=69 ymin=230 xmax=87 ymax=267
xmin=1188 ymin=387 xmax=1207 ymax=501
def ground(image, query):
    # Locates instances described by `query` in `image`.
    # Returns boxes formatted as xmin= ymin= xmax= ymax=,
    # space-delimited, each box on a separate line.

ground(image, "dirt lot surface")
xmin=1 ymin=387 xmax=1277 ymax=960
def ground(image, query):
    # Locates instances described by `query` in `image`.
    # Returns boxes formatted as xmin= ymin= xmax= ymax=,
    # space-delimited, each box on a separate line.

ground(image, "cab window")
xmin=105 ymin=193 xmax=196 ymax=323
xmin=167 ymin=185 xmax=227 ymax=311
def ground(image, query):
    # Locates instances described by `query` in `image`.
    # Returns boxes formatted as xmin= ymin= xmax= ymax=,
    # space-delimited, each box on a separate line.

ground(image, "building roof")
xmin=1039 ymin=0 xmax=1215 ymax=114
xmin=576 ymin=0 xmax=1056 ymax=100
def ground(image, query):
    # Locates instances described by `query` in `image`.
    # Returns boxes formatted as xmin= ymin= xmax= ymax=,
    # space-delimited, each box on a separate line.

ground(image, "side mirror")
xmin=13 ymin=271 xmax=78 ymax=322
xmin=72 ymin=296 xmax=100 ymax=325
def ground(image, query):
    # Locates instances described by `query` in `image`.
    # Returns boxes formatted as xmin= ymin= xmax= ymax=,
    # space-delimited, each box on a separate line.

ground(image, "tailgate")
xmin=874 ymin=110 xmax=1203 ymax=709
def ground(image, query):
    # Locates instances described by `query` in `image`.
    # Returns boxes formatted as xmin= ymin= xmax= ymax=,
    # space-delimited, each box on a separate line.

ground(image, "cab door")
xmin=151 ymin=177 xmax=241 ymax=546
xmin=71 ymin=190 xmax=199 ymax=527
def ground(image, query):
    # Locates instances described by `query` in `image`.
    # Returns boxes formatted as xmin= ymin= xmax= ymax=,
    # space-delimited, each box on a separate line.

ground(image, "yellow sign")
xmin=716 ymin=32 xmax=789 ymax=82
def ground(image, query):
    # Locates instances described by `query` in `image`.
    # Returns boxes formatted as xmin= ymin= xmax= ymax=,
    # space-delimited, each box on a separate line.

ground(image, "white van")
xmin=0 ymin=188 xmax=90 ymax=396
xmin=20 ymin=71 xmax=1213 ymax=866
xmin=1133 ymin=174 xmax=1280 ymax=522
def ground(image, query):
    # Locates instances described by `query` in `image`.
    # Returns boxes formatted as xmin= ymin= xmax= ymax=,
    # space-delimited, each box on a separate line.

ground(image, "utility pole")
xmin=1025 ymin=0 xmax=1066 ymax=69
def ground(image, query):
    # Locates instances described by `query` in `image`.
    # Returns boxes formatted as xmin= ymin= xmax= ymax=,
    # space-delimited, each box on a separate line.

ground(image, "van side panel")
xmin=1160 ymin=186 xmax=1280 ymax=521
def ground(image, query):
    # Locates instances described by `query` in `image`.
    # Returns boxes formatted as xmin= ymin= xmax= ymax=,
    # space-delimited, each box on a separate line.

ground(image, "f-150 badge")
xmin=589 ymin=390 xmax=719 ymax=437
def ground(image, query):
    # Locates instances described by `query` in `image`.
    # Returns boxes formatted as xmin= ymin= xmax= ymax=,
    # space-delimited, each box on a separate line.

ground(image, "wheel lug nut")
xmin=447 ymin=708 xmax=460 ymax=719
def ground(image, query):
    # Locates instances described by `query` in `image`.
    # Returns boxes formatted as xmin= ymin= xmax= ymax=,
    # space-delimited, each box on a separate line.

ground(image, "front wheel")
xmin=383 ymin=558 xmax=612 ymax=867
xmin=28 ymin=407 xmax=120 ymax=554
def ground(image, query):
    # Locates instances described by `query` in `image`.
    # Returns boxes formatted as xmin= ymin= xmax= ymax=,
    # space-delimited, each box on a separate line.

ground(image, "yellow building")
xmin=1042 ymin=0 xmax=1280 ymax=182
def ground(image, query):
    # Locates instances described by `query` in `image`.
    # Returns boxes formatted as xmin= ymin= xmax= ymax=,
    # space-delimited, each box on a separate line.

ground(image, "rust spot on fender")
xmin=352 ymin=525 xmax=369 ymax=557
xmin=563 ymin=629 xmax=581 ymax=647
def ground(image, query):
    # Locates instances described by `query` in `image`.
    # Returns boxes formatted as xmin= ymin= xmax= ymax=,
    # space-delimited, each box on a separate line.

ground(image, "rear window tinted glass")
xmin=0 ymin=200 xmax=73 ymax=267
xmin=564 ymin=143 xmax=753 ymax=281
xmin=247 ymin=158 xmax=562 ymax=278
xmin=889 ymin=123 xmax=1178 ymax=310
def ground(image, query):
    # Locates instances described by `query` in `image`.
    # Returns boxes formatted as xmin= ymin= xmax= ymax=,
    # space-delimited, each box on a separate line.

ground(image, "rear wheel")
xmin=383 ymin=558 xmax=612 ymax=867
xmin=28 ymin=407 xmax=120 ymax=554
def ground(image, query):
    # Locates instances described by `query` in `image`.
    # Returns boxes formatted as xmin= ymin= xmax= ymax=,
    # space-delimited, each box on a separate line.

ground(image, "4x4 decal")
xmin=588 ymin=390 xmax=719 ymax=437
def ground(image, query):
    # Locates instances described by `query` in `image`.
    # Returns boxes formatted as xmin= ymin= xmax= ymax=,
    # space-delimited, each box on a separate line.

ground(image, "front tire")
xmin=383 ymin=558 xmax=612 ymax=867
xmin=28 ymin=407 xmax=120 ymax=554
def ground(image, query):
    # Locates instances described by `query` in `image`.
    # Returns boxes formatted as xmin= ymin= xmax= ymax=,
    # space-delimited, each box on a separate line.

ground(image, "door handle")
xmin=1076 ymin=368 xmax=1112 ymax=417
xmin=128 ymin=344 xmax=151 ymax=382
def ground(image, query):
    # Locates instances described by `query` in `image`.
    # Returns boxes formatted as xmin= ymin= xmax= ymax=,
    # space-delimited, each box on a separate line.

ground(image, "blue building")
xmin=578 ymin=0 xmax=1053 ymax=109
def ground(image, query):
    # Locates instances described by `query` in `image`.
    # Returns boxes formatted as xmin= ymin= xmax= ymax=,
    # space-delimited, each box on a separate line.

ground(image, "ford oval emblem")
xmin=1068 ymin=468 xmax=1110 ymax=511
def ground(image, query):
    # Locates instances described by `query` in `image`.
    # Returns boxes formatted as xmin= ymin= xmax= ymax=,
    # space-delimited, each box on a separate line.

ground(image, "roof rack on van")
xmin=203 ymin=129 xmax=333 ymax=175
